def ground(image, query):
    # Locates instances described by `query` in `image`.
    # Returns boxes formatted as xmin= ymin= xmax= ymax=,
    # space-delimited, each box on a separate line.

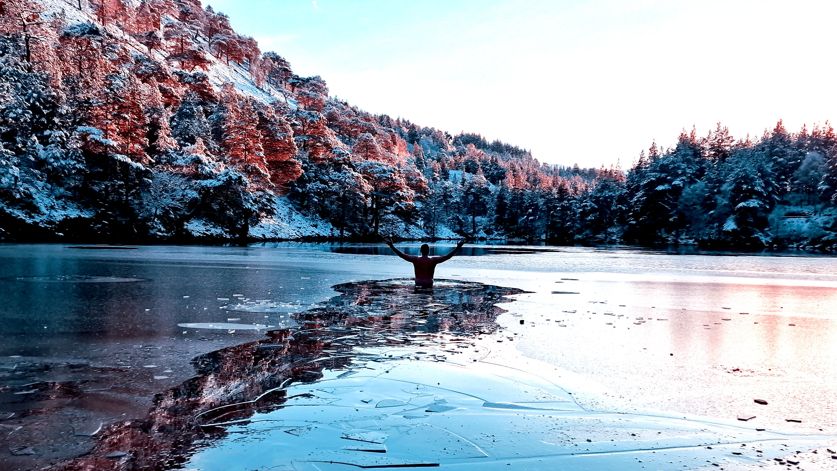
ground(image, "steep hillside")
xmin=0 ymin=0 xmax=588 ymax=242
xmin=3 ymin=0 xmax=837 ymax=249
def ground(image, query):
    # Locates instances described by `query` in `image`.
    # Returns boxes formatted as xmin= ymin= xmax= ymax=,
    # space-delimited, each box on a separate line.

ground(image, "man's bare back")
xmin=385 ymin=239 xmax=465 ymax=288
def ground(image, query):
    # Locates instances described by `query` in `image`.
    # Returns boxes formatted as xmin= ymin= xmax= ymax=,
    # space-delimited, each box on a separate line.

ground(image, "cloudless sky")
xmin=207 ymin=0 xmax=837 ymax=168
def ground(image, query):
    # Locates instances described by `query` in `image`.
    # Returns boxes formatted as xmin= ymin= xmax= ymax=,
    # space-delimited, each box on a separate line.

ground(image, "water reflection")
xmin=506 ymin=276 xmax=837 ymax=433
xmin=56 ymin=279 xmax=521 ymax=469
xmin=324 ymin=244 xmax=551 ymax=257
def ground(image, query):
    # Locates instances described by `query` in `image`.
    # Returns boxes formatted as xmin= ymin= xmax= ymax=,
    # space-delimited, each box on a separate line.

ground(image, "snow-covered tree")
xmin=793 ymin=151 xmax=826 ymax=203
xmin=255 ymin=103 xmax=301 ymax=189
xmin=171 ymin=91 xmax=211 ymax=148
xmin=713 ymin=149 xmax=778 ymax=248
xmin=143 ymin=79 xmax=177 ymax=157
xmin=213 ymin=84 xmax=265 ymax=174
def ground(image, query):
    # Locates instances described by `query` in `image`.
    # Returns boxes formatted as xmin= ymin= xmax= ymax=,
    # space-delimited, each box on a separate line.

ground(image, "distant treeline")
xmin=314 ymin=121 xmax=837 ymax=251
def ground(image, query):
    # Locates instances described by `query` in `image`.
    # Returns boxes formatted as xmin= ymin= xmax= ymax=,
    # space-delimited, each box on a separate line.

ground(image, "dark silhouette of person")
xmin=386 ymin=239 xmax=465 ymax=288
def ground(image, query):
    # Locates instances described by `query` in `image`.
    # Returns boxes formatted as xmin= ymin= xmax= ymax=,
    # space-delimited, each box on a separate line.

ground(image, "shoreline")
xmin=2 ymin=240 xmax=836 ymax=258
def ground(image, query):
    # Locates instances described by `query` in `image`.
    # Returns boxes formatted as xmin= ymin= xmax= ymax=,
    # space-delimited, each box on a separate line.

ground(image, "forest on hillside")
xmin=1 ymin=0 xmax=837 ymax=250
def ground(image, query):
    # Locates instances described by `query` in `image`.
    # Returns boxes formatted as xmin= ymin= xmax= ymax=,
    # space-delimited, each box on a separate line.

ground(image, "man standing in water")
xmin=385 ymin=239 xmax=466 ymax=288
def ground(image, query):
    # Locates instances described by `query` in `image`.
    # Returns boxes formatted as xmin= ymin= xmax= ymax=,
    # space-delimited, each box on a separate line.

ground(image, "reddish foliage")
xmin=91 ymin=0 xmax=131 ymax=28
xmin=168 ymin=47 xmax=210 ymax=71
xmin=291 ymin=76 xmax=328 ymax=112
xmin=257 ymin=104 xmax=301 ymax=188
xmin=218 ymin=84 xmax=264 ymax=169
xmin=291 ymin=111 xmax=334 ymax=160
xmin=163 ymin=21 xmax=192 ymax=55
xmin=132 ymin=0 xmax=162 ymax=34
xmin=256 ymin=52 xmax=293 ymax=88
xmin=176 ymin=71 xmax=215 ymax=102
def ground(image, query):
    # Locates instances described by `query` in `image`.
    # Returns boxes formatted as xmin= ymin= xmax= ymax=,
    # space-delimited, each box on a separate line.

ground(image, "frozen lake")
xmin=1 ymin=244 xmax=837 ymax=469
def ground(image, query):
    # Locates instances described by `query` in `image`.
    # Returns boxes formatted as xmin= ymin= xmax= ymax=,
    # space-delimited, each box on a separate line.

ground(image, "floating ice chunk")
xmin=375 ymin=399 xmax=407 ymax=408
xmin=224 ymin=301 xmax=306 ymax=314
xmin=341 ymin=430 xmax=388 ymax=444
xmin=177 ymin=323 xmax=272 ymax=331
xmin=425 ymin=401 xmax=456 ymax=413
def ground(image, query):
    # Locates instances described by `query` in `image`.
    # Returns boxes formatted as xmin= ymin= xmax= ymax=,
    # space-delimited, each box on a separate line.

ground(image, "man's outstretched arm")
xmin=386 ymin=239 xmax=416 ymax=262
xmin=435 ymin=239 xmax=466 ymax=264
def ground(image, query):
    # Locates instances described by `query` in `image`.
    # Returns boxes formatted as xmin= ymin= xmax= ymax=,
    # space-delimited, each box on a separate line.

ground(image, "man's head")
xmin=420 ymin=244 xmax=430 ymax=256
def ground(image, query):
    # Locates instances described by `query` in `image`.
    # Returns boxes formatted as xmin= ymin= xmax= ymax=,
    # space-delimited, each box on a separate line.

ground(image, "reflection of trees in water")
xmin=58 ymin=279 xmax=521 ymax=470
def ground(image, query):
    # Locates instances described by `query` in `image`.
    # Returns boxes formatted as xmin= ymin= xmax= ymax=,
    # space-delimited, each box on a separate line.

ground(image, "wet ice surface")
xmin=1 ymin=244 xmax=836 ymax=469
xmin=187 ymin=359 xmax=827 ymax=470
xmin=55 ymin=279 xmax=521 ymax=469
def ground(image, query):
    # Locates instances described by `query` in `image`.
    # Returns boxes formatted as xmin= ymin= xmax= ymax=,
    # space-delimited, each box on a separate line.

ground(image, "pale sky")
xmin=207 ymin=0 xmax=837 ymax=168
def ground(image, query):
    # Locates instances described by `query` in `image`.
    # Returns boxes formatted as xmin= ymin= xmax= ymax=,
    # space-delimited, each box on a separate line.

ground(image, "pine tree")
xmin=214 ymin=85 xmax=265 ymax=179
xmin=817 ymin=148 xmax=837 ymax=204
xmin=758 ymin=120 xmax=802 ymax=195
xmin=143 ymin=79 xmax=177 ymax=157
xmin=714 ymin=149 xmax=778 ymax=248
xmin=703 ymin=122 xmax=734 ymax=162
xmin=171 ymin=91 xmax=211 ymax=148
xmin=255 ymin=103 xmax=301 ymax=189
xmin=461 ymin=171 xmax=490 ymax=235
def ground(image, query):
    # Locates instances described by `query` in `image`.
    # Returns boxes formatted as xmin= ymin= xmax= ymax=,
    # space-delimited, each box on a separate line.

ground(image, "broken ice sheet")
xmin=187 ymin=354 xmax=830 ymax=470
xmin=54 ymin=279 xmax=834 ymax=470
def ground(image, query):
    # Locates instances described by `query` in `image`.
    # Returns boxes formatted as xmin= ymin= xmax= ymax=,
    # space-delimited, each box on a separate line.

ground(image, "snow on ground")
xmin=249 ymin=196 xmax=335 ymax=239
xmin=37 ymin=0 xmax=91 ymax=24
xmin=205 ymin=60 xmax=285 ymax=105
xmin=184 ymin=218 xmax=228 ymax=239
xmin=770 ymin=205 xmax=835 ymax=244
xmin=432 ymin=224 xmax=459 ymax=240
